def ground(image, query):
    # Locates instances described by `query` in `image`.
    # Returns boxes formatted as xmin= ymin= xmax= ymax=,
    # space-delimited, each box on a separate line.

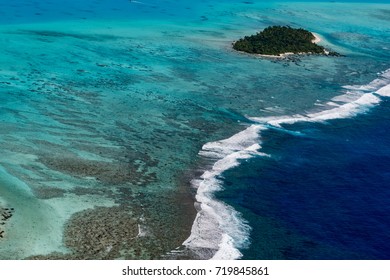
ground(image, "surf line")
xmin=182 ymin=68 xmax=390 ymax=260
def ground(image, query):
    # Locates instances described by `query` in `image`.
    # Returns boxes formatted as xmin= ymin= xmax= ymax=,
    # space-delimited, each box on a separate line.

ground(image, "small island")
xmin=233 ymin=25 xmax=340 ymax=57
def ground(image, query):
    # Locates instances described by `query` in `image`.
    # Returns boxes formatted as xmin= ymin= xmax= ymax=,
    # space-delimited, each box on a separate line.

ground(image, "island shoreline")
xmin=232 ymin=31 xmax=328 ymax=59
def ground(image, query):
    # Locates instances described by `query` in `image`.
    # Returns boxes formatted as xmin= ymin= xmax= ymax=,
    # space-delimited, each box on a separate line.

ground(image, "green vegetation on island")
xmin=233 ymin=26 xmax=339 ymax=57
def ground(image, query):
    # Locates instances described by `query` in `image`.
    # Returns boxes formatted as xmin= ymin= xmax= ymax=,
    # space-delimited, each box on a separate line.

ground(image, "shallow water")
xmin=0 ymin=0 xmax=389 ymax=259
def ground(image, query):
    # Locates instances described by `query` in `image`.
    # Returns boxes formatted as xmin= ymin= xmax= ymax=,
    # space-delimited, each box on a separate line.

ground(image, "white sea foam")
xmin=183 ymin=125 xmax=265 ymax=259
xmin=252 ymin=90 xmax=382 ymax=126
xmin=377 ymin=84 xmax=390 ymax=97
xmin=184 ymin=69 xmax=390 ymax=260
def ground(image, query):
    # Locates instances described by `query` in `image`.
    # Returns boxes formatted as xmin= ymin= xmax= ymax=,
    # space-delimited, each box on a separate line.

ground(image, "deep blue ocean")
xmin=219 ymin=98 xmax=390 ymax=259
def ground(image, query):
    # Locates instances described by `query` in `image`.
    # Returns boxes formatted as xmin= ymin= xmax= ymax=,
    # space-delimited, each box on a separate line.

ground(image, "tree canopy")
xmin=233 ymin=26 xmax=326 ymax=56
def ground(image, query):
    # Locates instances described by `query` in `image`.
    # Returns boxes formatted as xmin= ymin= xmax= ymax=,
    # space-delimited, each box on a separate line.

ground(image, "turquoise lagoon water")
xmin=0 ymin=0 xmax=389 ymax=259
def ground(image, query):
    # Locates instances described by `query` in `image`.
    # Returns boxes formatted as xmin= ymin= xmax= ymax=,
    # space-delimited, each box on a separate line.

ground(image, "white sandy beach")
xmin=312 ymin=32 xmax=322 ymax=44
